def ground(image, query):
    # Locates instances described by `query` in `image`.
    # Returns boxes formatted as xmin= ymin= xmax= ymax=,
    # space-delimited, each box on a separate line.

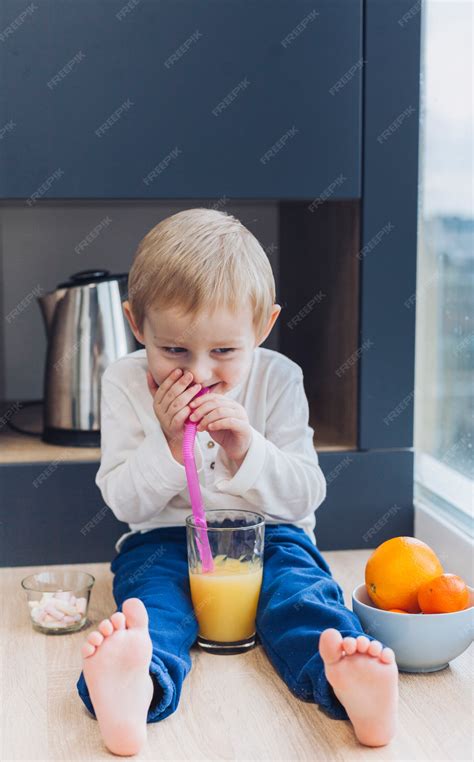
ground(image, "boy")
xmin=76 ymin=209 xmax=399 ymax=756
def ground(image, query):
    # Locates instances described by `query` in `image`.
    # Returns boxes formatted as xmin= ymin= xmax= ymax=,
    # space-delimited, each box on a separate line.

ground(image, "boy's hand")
xmin=146 ymin=368 xmax=201 ymax=460
xmin=188 ymin=393 xmax=252 ymax=466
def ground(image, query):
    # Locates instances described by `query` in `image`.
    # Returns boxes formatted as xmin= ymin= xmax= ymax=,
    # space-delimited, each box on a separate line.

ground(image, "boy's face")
xmin=124 ymin=302 xmax=281 ymax=394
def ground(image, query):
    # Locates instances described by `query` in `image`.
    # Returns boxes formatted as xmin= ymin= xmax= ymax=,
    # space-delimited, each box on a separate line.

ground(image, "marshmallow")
xmin=51 ymin=599 xmax=77 ymax=616
xmin=76 ymin=597 xmax=87 ymax=614
xmin=44 ymin=602 xmax=65 ymax=621
xmin=29 ymin=590 xmax=88 ymax=629
xmin=55 ymin=591 xmax=72 ymax=601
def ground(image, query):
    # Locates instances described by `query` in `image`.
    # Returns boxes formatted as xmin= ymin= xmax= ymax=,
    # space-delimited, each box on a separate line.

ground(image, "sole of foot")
xmin=81 ymin=598 xmax=155 ymax=757
xmin=319 ymin=628 xmax=399 ymax=747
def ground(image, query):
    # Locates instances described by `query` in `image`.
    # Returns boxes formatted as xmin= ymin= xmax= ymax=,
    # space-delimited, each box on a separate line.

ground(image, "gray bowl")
xmin=352 ymin=583 xmax=474 ymax=673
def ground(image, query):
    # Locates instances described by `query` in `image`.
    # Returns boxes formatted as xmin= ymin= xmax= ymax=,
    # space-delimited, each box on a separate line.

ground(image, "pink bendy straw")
xmin=183 ymin=387 xmax=215 ymax=573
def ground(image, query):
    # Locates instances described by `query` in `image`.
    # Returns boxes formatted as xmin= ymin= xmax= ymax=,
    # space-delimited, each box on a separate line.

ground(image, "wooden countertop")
xmin=2 ymin=549 xmax=472 ymax=760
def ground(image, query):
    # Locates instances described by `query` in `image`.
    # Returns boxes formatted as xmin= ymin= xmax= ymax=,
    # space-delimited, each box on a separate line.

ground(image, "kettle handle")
xmin=71 ymin=270 xmax=110 ymax=281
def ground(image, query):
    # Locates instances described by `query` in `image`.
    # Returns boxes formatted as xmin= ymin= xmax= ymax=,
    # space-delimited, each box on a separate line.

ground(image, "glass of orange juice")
xmin=186 ymin=510 xmax=265 ymax=654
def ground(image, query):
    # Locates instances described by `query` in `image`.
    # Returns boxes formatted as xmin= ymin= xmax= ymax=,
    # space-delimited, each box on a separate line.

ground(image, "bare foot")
xmin=319 ymin=628 xmax=399 ymax=747
xmin=81 ymin=598 xmax=155 ymax=756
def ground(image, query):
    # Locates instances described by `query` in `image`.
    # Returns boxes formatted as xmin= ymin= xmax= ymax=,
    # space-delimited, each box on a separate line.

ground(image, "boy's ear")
xmin=256 ymin=303 xmax=281 ymax=346
xmin=123 ymin=301 xmax=145 ymax=345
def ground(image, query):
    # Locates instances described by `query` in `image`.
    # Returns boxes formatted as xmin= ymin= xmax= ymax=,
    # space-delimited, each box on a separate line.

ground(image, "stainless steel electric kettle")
xmin=38 ymin=269 xmax=138 ymax=447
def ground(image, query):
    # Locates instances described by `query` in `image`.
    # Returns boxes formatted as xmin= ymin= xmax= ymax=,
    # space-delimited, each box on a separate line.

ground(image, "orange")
xmin=388 ymin=609 xmax=409 ymax=614
xmin=418 ymin=573 xmax=470 ymax=613
xmin=365 ymin=537 xmax=443 ymax=613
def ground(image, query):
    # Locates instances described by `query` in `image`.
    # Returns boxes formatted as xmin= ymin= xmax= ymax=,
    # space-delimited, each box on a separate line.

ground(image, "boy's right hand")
xmin=146 ymin=368 xmax=201 ymax=451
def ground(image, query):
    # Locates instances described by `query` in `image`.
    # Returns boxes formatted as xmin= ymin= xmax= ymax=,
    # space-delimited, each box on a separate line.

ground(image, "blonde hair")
xmin=127 ymin=208 xmax=276 ymax=341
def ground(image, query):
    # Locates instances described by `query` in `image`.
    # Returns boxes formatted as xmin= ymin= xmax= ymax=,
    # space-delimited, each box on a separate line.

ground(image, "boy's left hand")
xmin=188 ymin=393 xmax=252 ymax=466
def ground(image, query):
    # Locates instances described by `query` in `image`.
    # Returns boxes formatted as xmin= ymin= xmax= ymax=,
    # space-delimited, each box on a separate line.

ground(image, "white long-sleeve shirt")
xmin=96 ymin=347 xmax=327 ymax=553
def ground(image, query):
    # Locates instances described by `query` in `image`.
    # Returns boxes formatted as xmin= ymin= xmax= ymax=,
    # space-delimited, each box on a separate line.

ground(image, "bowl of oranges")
xmin=352 ymin=537 xmax=474 ymax=672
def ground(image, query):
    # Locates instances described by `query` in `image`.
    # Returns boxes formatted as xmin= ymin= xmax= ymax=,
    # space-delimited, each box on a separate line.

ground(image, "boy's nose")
xmin=187 ymin=366 xmax=213 ymax=386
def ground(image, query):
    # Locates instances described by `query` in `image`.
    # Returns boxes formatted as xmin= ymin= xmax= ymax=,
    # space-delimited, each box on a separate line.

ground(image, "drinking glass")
xmin=186 ymin=510 xmax=265 ymax=654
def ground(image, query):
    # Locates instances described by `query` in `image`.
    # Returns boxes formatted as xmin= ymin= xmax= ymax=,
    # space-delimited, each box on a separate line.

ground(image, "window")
xmin=414 ymin=1 xmax=473 ymax=536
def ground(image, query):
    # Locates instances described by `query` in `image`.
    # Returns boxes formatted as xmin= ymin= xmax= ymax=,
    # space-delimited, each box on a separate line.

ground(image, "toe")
xmin=87 ymin=631 xmax=104 ymax=647
xmin=82 ymin=642 xmax=96 ymax=658
xmin=356 ymin=635 xmax=371 ymax=653
xmin=122 ymin=598 xmax=149 ymax=629
xmin=380 ymin=647 xmax=396 ymax=664
xmin=342 ymin=636 xmax=357 ymax=655
xmin=367 ymin=640 xmax=383 ymax=657
xmin=98 ymin=619 xmax=114 ymax=637
xmin=110 ymin=611 xmax=126 ymax=630
xmin=319 ymin=628 xmax=344 ymax=666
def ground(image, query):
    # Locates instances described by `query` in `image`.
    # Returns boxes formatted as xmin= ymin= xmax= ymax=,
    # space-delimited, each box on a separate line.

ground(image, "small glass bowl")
xmin=21 ymin=570 xmax=95 ymax=634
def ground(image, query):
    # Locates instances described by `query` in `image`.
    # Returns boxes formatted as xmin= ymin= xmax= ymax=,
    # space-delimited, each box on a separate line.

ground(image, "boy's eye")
xmin=162 ymin=347 xmax=235 ymax=355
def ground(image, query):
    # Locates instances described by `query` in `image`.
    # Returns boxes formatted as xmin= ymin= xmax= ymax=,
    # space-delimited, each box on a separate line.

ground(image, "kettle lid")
xmin=56 ymin=270 xmax=128 ymax=288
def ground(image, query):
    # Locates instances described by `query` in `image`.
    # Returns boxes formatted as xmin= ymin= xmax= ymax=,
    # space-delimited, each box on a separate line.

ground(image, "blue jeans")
xmin=76 ymin=524 xmax=381 ymax=722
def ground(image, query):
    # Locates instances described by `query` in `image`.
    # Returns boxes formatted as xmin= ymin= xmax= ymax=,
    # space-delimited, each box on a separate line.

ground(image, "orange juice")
xmin=189 ymin=554 xmax=263 ymax=642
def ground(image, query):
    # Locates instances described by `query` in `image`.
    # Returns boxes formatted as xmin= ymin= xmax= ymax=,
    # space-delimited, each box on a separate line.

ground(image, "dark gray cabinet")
xmin=0 ymin=453 xmax=414 ymax=566
xmin=359 ymin=0 xmax=420 ymax=450
xmin=0 ymin=0 xmax=362 ymax=198
xmin=0 ymin=0 xmax=421 ymax=565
